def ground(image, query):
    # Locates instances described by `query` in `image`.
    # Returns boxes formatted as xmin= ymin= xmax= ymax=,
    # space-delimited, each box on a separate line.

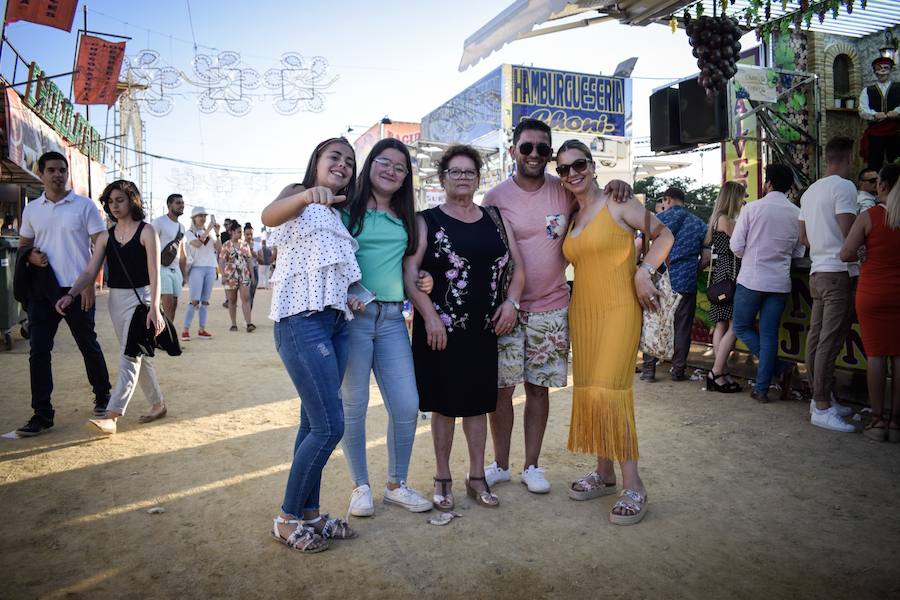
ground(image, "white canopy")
xmin=460 ymin=0 xmax=900 ymax=72
xmin=459 ymin=0 xmax=694 ymax=71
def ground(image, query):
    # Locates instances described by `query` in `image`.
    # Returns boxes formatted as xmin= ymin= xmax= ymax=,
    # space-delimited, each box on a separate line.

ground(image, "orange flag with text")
xmin=5 ymin=0 xmax=78 ymax=32
xmin=73 ymin=34 xmax=126 ymax=106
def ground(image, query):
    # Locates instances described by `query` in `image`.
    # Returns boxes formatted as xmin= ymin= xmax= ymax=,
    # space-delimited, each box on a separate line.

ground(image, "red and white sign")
xmin=73 ymin=35 xmax=126 ymax=106
xmin=5 ymin=0 xmax=78 ymax=32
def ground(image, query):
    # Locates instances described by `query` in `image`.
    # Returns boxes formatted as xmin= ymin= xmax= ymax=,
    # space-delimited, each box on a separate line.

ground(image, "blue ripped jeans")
xmin=341 ymin=301 xmax=419 ymax=487
xmin=274 ymin=309 xmax=349 ymax=516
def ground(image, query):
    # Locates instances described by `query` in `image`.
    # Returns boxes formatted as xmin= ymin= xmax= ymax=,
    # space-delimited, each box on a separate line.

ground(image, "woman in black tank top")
xmin=55 ymin=180 xmax=167 ymax=434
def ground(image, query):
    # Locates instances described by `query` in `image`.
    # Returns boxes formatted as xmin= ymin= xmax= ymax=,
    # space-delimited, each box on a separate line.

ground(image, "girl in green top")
xmin=340 ymin=138 xmax=434 ymax=516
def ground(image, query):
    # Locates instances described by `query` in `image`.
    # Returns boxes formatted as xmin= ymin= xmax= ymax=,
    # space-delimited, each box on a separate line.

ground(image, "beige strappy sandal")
xmin=609 ymin=489 xmax=648 ymax=526
xmin=465 ymin=475 xmax=499 ymax=508
xmin=568 ymin=471 xmax=617 ymax=501
xmin=433 ymin=477 xmax=454 ymax=510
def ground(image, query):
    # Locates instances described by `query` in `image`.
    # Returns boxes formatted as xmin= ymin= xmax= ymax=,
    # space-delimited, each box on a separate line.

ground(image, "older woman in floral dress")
xmin=404 ymin=144 xmax=524 ymax=510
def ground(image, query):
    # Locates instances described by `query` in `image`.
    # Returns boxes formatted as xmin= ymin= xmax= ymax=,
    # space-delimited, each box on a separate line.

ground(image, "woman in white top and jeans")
xmin=182 ymin=206 xmax=220 ymax=340
xmin=262 ymin=137 xmax=366 ymax=554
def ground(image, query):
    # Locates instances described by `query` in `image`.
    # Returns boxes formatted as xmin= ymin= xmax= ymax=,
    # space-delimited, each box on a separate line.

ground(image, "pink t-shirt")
xmin=483 ymin=174 xmax=574 ymax=312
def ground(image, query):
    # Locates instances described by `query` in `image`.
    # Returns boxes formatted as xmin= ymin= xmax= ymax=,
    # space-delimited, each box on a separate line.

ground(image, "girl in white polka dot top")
xmin=261 ymin=137 xmax=365 ymax=553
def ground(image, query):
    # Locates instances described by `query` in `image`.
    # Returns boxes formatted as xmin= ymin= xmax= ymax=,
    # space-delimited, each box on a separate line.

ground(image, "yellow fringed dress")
xmin=562 ymin=206 xmax=642 ymax=461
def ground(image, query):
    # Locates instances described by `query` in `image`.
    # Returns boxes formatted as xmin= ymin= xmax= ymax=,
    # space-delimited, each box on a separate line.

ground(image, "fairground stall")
xmin=0 ymin=38 xmax=107 ymax=349
xmin=648 ymin=16 xmax=899 ymax=374
xmin=415 ymin=63 xmax=634 ymax=209
xmin=459 ymin=1 xmax=900 ymax=375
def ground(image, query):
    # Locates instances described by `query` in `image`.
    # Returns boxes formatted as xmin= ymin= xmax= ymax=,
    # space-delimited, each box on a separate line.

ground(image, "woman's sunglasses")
xmin=555 ymin=158 xmax=593 ymax=177
xmin=518 ymin=142 xmax=553 ymax=158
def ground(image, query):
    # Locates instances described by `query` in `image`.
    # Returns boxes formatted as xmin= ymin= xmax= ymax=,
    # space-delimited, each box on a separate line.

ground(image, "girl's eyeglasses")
xmin=372 ymin=156 xmax=409 ymax=176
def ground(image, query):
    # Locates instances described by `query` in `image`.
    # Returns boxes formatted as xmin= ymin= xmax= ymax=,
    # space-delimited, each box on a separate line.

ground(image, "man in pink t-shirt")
xmin=482 ymin=118 xmax=630 ymax=494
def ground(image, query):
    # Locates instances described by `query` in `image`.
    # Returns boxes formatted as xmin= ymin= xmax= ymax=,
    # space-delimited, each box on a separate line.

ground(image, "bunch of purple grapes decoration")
xmin=686 ymin=14 xmax=743 ymax=95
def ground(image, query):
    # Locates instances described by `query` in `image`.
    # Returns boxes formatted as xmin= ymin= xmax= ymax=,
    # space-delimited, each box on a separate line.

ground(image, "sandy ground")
xmin=1 ymin=286 xmax=898 ymax=600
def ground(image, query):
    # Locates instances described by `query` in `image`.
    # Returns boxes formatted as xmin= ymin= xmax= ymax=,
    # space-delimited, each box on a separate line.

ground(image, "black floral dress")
xmin=413 ymin=206 xmax=509 ymax=417
xmin=708 ymin=229 xmax=741 ymax=322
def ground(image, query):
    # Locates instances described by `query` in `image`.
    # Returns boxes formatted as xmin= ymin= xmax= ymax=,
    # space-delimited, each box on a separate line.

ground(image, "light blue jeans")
xmin=341 ymin=301 xmax=419 ymax=486
xmin=183 ymin=266 xmax=216 ymax=329
xmin=275 ymin=309 xmax=348 ymax=515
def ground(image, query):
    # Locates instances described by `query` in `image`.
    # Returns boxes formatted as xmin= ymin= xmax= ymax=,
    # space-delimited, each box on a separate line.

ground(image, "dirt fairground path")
xmin=1 ymin=287 xmax=898 ymax=600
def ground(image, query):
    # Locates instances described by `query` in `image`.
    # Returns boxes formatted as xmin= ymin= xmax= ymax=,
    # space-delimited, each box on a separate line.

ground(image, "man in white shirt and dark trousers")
xmin=731 ymin=164 xmax=806 ymax=404
xmin=16 ymin=152 xmax=111 ymax=436
xmin=799 ymin=137 xmax=857 ymax=433
xmin=152 ymin=194 xmax=187 ymax=323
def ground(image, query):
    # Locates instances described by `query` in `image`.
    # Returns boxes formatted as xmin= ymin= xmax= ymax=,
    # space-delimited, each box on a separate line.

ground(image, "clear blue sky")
xmin=3 ymin=0 xmax=741 ymax=219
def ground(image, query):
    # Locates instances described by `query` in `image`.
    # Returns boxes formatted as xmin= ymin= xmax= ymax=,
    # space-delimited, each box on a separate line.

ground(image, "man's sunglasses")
xmin=555 ymin=158 xmax=593 ymax=177
xmin=860 ymin=177 xmax=878 ymax=184
xmin=518 ymin=142 xmax=553 ymax=158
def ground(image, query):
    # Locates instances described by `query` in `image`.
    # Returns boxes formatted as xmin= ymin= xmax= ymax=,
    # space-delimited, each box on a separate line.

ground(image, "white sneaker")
xmin=810 ymin=406 xmax=856 ymax=433
xmin=383 ymin=481 xmax=433 ymax=513
xmin=809 ymin=399 xmax=853 ymax=417
xmin=520 ymin=464 xmax=551 ymax=494
xmin=349 ymin=484 xmax=374 ymax=517
xmin=484 ymin=461 xmax=511 ymax=487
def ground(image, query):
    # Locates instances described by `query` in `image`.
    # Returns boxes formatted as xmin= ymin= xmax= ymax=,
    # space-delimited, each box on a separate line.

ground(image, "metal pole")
xmin=83 ymin=5 xmax=92 ymax=200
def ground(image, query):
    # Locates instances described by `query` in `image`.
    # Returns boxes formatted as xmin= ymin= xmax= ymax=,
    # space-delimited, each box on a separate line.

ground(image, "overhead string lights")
xmin=120 ymin=49 xmax=338 ymax=117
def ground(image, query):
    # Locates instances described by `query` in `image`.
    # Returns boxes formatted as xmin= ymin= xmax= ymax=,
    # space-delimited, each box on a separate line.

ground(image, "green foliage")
xmin=633 ymin=176 xmax=720 ymax=222
xmin=788 ymin=92 xmax=806 ymax=110
xmin=773 ymin=38 xmax=795 ymax=69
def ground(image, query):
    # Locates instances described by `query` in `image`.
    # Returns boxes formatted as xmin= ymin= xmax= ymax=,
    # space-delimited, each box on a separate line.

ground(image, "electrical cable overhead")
xmin=105 ymin=140 xmax=305 ymax=175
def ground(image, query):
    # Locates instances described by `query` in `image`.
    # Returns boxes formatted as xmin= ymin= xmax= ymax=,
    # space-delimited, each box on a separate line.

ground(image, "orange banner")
xmin=5 ymin=0 xmax=77 ymax=32
xmin=73 ymin=35 xmax=126 ymax=106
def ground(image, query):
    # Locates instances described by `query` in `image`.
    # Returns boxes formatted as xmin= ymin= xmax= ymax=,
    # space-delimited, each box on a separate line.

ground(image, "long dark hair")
xmin=100 ymin=180 xmax=145 ymax=222
xmin=298 ymin=137 xmax=357 ymax=201
xmin=346 ymin=138 xmax=418 ymax=255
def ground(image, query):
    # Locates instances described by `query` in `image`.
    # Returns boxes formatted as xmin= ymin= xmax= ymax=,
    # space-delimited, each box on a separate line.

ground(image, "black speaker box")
xmin=678 ymin=76 xmax=728 ymax=145
xmin=650 ymin=88 xmax=691 ymax=152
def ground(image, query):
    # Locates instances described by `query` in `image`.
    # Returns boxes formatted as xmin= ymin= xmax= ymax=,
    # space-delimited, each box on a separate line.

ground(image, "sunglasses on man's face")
xmin=518 ymin=142 xmax=553 ymax=158
xmin=860 ymin=177 xmax=878 ymax=184
xmin=555 ymin=158 xmax=592 ymax=177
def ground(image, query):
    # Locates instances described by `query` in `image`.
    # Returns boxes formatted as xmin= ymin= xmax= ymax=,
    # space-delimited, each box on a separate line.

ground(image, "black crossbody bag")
xmin=109 ymin=232 xmax=181 ymax=358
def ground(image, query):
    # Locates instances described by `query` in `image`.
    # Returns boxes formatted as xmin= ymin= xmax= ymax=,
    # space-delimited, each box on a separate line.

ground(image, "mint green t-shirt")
xmin=342 ymin=209 xmax=408 ymax=301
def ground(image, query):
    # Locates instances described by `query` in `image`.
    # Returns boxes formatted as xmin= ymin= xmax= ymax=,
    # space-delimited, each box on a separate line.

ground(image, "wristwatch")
xmin=640 ymin=262 xmax=656 ymax=277
xmin=506 ymin=298 xmax=520 ymax=311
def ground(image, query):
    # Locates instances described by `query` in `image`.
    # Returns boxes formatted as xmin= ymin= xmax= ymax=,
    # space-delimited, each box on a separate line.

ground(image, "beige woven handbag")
xmin=638 ymin=212 xmax=681 ymax=360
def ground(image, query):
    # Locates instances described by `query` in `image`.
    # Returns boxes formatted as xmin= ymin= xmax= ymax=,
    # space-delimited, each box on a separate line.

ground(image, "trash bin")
xmin=0 ymin=237 xmax=19 ymax=349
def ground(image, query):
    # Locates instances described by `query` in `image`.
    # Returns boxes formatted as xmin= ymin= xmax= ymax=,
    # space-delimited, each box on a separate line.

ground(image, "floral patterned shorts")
xmin=497 ymin=306 xmax=569 ymax=388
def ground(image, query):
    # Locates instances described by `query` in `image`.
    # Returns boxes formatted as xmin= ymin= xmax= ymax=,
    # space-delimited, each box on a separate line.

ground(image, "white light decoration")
xmin=264 ymin=53 xmax=337 ymax=115
xmin=189 ymin=51 xmax=261 ymax=117
xmin=122 ymin=50 xmax=182 ymax=117
xmin=121 ymin=49 xmax=338 ymax=117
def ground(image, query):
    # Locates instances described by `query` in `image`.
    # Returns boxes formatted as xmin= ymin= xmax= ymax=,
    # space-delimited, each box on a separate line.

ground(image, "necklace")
xmin=115 ymin=223 xmax=136 ymax=243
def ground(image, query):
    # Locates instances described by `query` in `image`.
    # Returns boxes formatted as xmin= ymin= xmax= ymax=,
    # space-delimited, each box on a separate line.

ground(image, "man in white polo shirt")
xmin=16 ymin=151 xmax=111 ymax=437
xmin=152 ymin=193 xmax=187 ymax=322
xmin=799 ymin=136 xmax=858 ymax=433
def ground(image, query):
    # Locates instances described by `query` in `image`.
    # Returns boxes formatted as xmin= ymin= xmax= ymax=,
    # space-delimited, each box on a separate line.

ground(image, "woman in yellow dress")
xmin=558 ymin=140 xmax=673 ymax=525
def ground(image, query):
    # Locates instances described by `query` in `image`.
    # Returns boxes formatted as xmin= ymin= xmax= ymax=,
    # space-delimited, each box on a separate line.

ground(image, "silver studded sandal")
xmin=271 ymin=516 xmax=329 ymax=553
xmin=304 ymin=514 xmax=357 ymax=540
